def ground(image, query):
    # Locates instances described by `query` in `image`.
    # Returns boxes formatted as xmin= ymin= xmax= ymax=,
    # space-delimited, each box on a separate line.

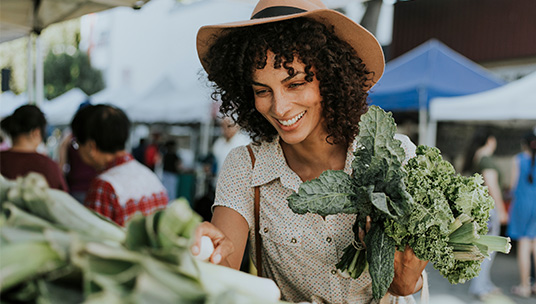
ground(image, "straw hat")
xmin=196 ymin=0 xmax=385 ymax=85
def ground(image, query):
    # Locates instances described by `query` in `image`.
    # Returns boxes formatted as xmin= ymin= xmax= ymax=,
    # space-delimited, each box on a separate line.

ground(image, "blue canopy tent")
xmin=368 ymin=39 xmax=505 ymax=144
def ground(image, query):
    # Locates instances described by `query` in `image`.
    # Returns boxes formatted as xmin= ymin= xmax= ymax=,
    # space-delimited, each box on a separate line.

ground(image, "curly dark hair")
xmin=203 ymin=17 xmax=373 ymax=146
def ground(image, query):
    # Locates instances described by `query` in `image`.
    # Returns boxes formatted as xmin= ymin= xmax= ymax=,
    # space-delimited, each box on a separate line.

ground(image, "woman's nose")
xmin=272 ymin=90 xmax=292 ymax=117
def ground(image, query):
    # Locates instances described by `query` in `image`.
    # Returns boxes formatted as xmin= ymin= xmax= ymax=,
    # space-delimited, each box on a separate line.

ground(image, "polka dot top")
xmin=213 ymin=134 xmax=417 ymax=304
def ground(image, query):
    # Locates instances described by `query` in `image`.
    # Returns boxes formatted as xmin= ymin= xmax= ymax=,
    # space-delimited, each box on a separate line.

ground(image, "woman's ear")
xmin=30 ymin=128 xmax=43 ymax=142
xmin=87 ymin=140 xmax=98 ymax=155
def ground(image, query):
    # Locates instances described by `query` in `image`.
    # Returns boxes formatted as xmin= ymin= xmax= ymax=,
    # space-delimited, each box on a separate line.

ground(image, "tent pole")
xmin=418 ymin=108 xmax=428 ymax=145
xmin=418 ymin=87 xmax=428 ymax=145
xmin=426 ymin=119 xmax=438 ymax=147
xmin=27 ymin=34 xmax=35 ymax=104
xmin=36 ymin=35 xmax=44 ymax=107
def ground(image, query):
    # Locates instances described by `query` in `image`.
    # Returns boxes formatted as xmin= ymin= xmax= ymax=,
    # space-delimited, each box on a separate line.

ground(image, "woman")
xmin=507 ymin=131 xmax=536 ymax=298
xmin=191 ymin=0 xmax=427 ymax=303
xmin=462 ymin=128 xmax=508 ymax=300
xmin=0 ymin=105 xmax=68 ymax=191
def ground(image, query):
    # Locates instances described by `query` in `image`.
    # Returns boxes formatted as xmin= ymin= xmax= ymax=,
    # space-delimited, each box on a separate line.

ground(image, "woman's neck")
xmin=10 ymin=137 xmax=40 ymax=153
xmin=280 ymin=137 xmax=347 ymax=182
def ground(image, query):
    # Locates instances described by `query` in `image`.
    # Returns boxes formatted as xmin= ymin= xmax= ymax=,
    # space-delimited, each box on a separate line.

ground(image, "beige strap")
xmin=420 ymin=270 xmax=429 ymax=304
xmin=246 ymin=144 xmax=263 ymax=277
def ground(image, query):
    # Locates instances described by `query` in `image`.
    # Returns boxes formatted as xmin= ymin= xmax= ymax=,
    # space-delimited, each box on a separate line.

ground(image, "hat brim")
xmin=196 ymin=9 xmax=384 ymax=86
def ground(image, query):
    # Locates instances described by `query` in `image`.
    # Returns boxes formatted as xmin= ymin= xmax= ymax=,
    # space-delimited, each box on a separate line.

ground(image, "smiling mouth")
xmin=278 ymin=111 xmax=306 ymax=126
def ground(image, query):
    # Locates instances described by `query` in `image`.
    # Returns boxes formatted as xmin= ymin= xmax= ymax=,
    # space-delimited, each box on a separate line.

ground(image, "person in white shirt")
xmin=211 ymin=117 xmax=250 ymax=177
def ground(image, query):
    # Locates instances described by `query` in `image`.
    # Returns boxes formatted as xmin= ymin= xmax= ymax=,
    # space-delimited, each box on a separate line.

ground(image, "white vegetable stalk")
xmin=194 ymin=259 xmax=281 ymax=303
xmin=194 ymin=236 xmax=214 ymax=262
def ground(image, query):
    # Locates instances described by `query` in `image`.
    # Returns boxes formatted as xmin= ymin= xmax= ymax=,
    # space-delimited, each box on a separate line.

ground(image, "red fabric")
xmin=0 ymin=150 xmax=68 ymax=191
xmin=144 ymin=144 xmax=159 ymax=169
xmin=84 ymin=154 xmax=167 ymax=226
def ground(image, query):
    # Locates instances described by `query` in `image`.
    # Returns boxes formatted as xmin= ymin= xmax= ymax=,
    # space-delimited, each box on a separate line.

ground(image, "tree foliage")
xmin=44 ymin=50 xmax=105 ymax=100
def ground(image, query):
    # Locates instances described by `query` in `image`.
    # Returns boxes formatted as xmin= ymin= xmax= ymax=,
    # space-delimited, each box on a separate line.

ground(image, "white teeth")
xmin=278 ymin=111 xmax=305 ymax=126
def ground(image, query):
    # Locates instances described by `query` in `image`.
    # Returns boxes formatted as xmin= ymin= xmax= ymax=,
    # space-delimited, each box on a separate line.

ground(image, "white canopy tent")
xmin=126 ymin=74 xmax=211 ymax=124
xmin=0 ymin=0 xmax=151 ymax=105
xmin=41 ymin=88 xmax=88 ymax=126
xmin=427 ymin=72 xmax=536 ymax=146
xmin=0 ymin=91 xmax=28 ymax=119
xmin=90 ymin=85 xmax=137 ymax=110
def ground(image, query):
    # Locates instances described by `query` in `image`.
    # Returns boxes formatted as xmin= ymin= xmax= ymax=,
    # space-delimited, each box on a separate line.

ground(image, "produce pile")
xmin=287 ymin=106 xmax=511 ymax=299
xmin=0 ymin=173 xmax=281 ymax=303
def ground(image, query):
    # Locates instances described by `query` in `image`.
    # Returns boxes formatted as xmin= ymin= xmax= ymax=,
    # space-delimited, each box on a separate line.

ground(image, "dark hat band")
xmin=251 ymin=6 xmax=307 ymax=19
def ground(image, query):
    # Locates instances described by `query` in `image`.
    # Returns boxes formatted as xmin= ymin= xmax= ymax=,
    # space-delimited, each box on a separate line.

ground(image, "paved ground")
xmin=414 ymin=250 xmax=535 ymax=304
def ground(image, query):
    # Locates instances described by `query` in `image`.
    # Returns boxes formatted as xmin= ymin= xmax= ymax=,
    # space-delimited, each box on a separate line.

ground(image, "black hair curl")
xmin=202 ymin=17 xmax=372 ymax=146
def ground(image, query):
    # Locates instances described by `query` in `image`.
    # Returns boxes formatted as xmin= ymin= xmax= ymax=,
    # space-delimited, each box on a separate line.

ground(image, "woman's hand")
xmin=358 ymin=216 xmax=428 ymax=297
xmin=191 ymin=221 xmax=235 ymax=266
xmin=388 ymin=246 xmax=428 ymax=297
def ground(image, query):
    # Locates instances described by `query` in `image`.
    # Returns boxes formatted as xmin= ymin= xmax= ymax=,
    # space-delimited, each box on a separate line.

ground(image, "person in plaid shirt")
xmin=71 ymin=104 xmax=168 ymax=226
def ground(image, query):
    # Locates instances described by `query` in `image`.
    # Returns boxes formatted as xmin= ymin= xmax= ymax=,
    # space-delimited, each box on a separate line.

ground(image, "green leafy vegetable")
xmin=288 ymin=105 xmax=511 ymax=299
xmin=0 ymin=173 xmax=283 ymax=303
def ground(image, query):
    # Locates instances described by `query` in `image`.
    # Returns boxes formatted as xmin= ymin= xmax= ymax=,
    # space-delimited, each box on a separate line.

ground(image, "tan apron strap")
xmin=246 ymin=144 xmax=263 ymax=278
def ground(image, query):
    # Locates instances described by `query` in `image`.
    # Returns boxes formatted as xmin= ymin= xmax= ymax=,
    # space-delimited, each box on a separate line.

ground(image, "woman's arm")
xmin=482 ymin=168 xmax=508 ymax=224
xmin=192 ymin=206 xmax=249 ymax=269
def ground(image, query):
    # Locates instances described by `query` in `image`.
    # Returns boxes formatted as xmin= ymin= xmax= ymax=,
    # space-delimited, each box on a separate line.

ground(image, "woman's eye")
xmin=254 ymin=89 xmax=269 ymax=96
xmin=289 ymin=82 xmax=305 ymax=88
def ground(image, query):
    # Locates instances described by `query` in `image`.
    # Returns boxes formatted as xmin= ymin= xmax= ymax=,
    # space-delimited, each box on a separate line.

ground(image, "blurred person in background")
xmin=212 ymin=117 xmax=250 ymax=179
xmin=58 ymin=131 xmax=98 ymax=203
xmin=144 ymin=133 xmax=161 ymax=172
xmin=506 ymin=131 xmax=536 ymax=298
xmin=462 ymin=128 xmax=509 ymax=300
xmin=71 ymin=104 xmax=168 ymax=226
xmin=132 ymin=138 xmax=148 ymax=164
xmin=194 ymin=117 xmax=250 ymax=222
xmin=162 ymin=139 xmax=181 ymax=201
xmin=0 ymin=105 xmax=68 ymax=191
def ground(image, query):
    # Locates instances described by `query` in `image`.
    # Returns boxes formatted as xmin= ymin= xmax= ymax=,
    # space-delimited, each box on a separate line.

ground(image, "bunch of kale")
xmin=287 ymin=106 xmax=510 ymax=299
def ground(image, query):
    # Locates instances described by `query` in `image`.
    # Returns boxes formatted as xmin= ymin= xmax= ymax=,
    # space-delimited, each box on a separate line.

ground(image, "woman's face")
xmin=252 ymin=51 xmax=325 ymax=145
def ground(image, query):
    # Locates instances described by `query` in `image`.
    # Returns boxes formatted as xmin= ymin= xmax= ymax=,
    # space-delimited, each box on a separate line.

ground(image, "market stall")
xmin=427 ymin=71 xmax=536 ymax=146
xmin=368 ymin=39 xmax=505 ymax=144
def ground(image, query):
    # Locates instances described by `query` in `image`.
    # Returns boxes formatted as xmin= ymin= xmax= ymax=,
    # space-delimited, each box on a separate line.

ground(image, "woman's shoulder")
xmin=1 ymin=150 xmax=54 ymax=162
xmin=478 ymin=155 xmax=499 ymax=172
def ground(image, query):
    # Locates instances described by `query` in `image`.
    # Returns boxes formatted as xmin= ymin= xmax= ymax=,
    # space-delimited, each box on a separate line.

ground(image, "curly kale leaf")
xmin=287 ymin=170 xmax=363 ymax=216
xmin=453 ymin=174 xmax=494 ymax=235
xmin=384 ymin=145 xmax=501 ymax=284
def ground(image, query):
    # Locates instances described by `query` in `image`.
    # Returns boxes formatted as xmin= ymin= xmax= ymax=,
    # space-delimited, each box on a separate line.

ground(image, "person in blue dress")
xmin=507 ymin=130 xmax=536 ymax=298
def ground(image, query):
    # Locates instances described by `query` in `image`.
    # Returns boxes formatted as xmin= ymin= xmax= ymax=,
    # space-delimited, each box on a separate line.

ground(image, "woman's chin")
xmin=278 ymin=132 xmax=307 ymax=145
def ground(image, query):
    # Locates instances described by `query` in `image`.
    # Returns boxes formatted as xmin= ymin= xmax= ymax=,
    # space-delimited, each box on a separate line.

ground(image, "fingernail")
xmin=213 ymin=253 xmax=222 ymax=264
xmin=191 ymin=246 xmax=199 ymax=255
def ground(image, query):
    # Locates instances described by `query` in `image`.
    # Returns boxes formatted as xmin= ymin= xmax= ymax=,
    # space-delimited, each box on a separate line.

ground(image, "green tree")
xmin=44 ymin=50 xmax=105 ymax=100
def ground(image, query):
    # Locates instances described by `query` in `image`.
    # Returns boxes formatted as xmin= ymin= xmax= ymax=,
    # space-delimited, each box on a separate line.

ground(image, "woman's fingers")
xmin=357 ymin=216 xmax=373 ymax=248
xmin=192 ymin=221 xmax=235 ymax=265
xmin=389 ymin=245 xmax=429 ymax=296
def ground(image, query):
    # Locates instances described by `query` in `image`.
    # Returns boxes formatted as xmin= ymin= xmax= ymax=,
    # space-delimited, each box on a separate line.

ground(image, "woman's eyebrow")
xmin=252 ymin=81 xmax=268 ymax=87
xmin=251 ymin=71 xmax=306 ymax=87
xmin=282 ymin=71 xmax=305 ymax=83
